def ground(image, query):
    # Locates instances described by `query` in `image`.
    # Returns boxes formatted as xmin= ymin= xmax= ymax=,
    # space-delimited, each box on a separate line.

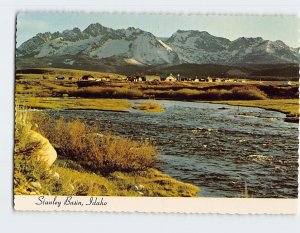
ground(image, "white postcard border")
xmin=14 ymin=195 xmax=297 ymax=214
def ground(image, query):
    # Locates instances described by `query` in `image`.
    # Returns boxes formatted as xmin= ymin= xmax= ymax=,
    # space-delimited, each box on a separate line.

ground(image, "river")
xmin=46 ymin=100 xmax=298 ymax=198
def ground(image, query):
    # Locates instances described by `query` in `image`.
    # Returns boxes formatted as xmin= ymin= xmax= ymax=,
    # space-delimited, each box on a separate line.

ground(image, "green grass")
xmin=15 ymin=159 xmax=200 ymax=197
xmin=54 ymin=161 xmax=199 ymax=197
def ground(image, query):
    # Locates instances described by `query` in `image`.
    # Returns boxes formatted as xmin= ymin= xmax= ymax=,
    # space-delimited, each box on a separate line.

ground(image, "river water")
xmin=47 ymin=100 xmax=298 ymax=198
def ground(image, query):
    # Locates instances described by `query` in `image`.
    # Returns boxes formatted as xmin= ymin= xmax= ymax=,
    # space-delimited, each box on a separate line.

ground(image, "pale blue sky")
xmin=17 ymin=12 xmax=300 ymax=47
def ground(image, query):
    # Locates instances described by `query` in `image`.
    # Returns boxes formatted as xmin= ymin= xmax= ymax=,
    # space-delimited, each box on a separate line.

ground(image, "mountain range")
xmin=16 ymin=23 xmax=300 ymax=77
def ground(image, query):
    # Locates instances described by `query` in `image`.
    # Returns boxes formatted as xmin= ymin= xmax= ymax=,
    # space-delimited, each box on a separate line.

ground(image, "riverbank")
xmin=18 ymin=97 xmax=132 ymax=112
xmin=18 ymin=96 xmax=298 ymax=122
xmin=14 ymin=108 xmax=198 ymax=197
xmin=18 ymin=97 xmax=165 ymax=113
xmin=206 ymin=99 xmax=299 ymax=122
xmin=15 ymin=159 xmax=200 ymax=197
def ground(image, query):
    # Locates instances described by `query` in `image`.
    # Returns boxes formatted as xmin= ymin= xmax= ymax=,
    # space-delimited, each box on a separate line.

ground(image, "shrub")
xmin=67 ymin=86 xmax=144 ymax=98
xmin=231 ymin=86 xmax=267 ymax=100
xmin=31 ymin=113 xmax=157 ymax=174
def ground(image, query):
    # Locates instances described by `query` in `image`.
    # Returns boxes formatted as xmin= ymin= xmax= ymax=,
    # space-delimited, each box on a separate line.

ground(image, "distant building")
xmin=194 ymin=78 xmax=199 ymax=82
xmin=283 ymin=81 xmax=292 ymax=86
xmin=205 ymin=76 xmax=213 ymax=82
xmin=81 ymin=74 xmax=95 ymax=81
xmin=238 ymin=79 xmax=246 ymax=83
xmin=165 ymin=73 xmax=177 ymax=82
xmin=213 ymin=78 xmax=222 ymax=82
xmin=223 ymin=79 xmax=234 ymax=82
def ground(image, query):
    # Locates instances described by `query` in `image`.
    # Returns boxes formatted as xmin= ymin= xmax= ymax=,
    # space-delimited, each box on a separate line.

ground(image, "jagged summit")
xmin=17 ymin=23 xmax=300 ymax=66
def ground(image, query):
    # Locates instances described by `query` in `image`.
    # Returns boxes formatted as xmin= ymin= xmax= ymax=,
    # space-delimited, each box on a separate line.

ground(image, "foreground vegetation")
xmin=14 ymin=108 xmax=199 ymax=196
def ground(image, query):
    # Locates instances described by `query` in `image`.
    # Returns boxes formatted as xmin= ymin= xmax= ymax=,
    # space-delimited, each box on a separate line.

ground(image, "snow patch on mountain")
xmin=158 ymin=39 xmax=173 ymax=51
xmin=17 ymin=23 xmax=300 ymax=65
xmin=124 ymin=58 xmax=145 ymax=65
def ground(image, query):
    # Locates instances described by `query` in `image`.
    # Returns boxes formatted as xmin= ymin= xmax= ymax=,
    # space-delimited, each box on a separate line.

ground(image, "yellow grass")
xmin=18 ymin=97 xmax=132 ymax=112
xmin=15 ymin=161 xmax=200 ymax=197
xmin=209 ymin=99 xmax=299 ymax=116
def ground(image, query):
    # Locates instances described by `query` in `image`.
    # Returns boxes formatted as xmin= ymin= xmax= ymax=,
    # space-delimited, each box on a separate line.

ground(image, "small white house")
xmin=206 ymin=76 xmax=213 ymax=82
xmin=165 ymin=73 xmax=177 ymax=82
xmin=194 ymin=78 xmax=199 ymax=82
xmin=283 ymin=81 xmax=292 ymax=86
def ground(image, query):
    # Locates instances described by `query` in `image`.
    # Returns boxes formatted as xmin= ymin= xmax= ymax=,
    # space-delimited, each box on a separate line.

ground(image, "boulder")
xmin=30 ymin=182 xmax=42 ymax=189
xmin=25 ymin=130 xmax=57 ymax=166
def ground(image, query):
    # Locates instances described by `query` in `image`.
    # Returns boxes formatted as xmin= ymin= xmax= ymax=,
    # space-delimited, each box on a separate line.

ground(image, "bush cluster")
xmin=31 ymin=113 xmax=157 ymax=174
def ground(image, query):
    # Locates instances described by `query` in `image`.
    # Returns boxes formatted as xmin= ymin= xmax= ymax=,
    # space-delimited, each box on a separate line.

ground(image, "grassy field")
xmin=16 ymin=68 xmax=298 ymax=120
xmin=15 ymin=160 xmax=199 ymax=197
xmin=19 ymin=97 xmax=133 ymax=112
xmin=17 ymin=67 xmax=127 ymax=80
xmin=209 ymin=99 xmax=299 ymax=122
xmin=16 ymin=68 xmax=298 ymax=99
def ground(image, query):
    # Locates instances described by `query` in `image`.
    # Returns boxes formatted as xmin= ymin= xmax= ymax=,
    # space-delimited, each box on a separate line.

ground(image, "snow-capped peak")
xmin=17 ymin=23 xmax=300 ymax=65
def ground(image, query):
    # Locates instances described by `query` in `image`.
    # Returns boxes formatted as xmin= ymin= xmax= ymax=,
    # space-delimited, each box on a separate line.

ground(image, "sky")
xmin=17 ymin=12 xmax=300 ymax=47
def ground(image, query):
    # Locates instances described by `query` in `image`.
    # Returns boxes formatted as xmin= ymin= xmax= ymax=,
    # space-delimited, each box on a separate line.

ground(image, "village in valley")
xmin=50 ymin=71 xmax=294 ymax=86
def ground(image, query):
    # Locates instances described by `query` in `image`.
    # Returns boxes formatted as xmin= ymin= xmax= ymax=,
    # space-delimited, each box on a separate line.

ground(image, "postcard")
xmin=14 ymin=12 xmax=299 ymax=213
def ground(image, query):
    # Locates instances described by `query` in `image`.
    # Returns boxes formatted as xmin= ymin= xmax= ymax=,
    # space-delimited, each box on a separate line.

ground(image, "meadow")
xmin=16 ymin=68 xmax=299 ymax=121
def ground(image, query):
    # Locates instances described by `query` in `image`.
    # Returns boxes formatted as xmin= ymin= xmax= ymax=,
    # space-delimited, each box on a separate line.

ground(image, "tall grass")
xmin=67 ymin=86 xmax=144 ymax=98
xmin=231 ymin=86 xmax=267 ymax=100
xmin=31 ymin=113 xmax=157 ymax=174
xmin=144 ymin=85 xmax=267 ymax=100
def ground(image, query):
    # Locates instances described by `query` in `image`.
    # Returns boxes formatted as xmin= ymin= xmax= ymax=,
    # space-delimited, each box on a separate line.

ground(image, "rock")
xmin=25 ymin=130 xmax=57 ymax=166
xmin=31 ymin=182 xmax=42 ymax=189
